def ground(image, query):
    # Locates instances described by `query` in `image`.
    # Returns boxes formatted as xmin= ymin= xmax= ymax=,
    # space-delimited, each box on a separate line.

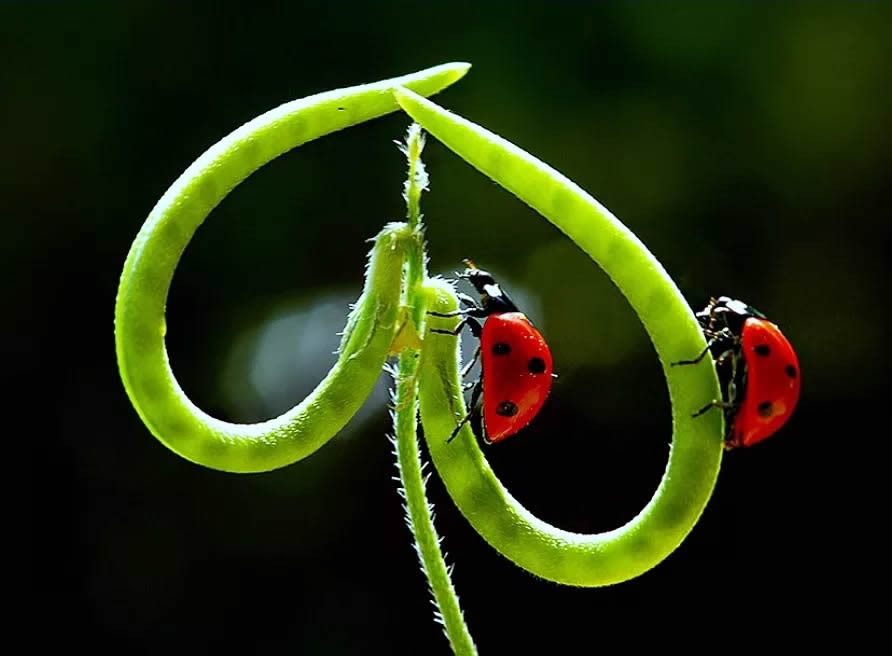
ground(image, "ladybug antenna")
xmin=457 ymin=258 xmax=479 ymax=279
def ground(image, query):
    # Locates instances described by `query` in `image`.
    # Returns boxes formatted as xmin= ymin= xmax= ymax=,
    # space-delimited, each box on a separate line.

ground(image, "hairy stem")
xmin=391 ymin=125 xmax=477 ymax=655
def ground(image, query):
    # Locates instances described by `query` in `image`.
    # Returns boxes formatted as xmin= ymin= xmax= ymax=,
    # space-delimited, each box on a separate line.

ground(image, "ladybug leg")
xmin=711 ymin=307 xmax=738 ymax=335
xmin=690 ymin=345 xmax=741 ymax=418
xmin=446 ymin=378 xmax=483 ymax=443
xmin=694 ymin=297 xmax=716 ymax=325
xmin=713 ymin=348 xmax=736 ymax=367
xmin=461 ymin=345 xmax=481 ymax=378
xmin=430 ymin=316 xmax=483 ymax=337
xmin=446 ymin=412 xmax=473 ymax=443
xmin=671 ymin=327 xmax=736 ymax=366
xmin=457 ymin=292 xmax=480 ymax=310
xmin=427 ymin=296 xmax=480 ymax=319
xmin=692 ymin=399 xmax=735 ymax=418
xmin=430 ymin=318 xmax=467 ymax=334
xmin=695 ymin=297 xmax=722 ymax=330
xmin=671 ymin=338 xmax=717 ymax=366
xmin=428 ymin=304 xmax=487 ymax=320
xmin=428 ymin=309 xmax=472 ymax=318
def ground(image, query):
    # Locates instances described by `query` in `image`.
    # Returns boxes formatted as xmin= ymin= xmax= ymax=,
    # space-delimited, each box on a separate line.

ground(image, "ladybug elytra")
xmin=429 ymin=260 xmax=555 ymax=444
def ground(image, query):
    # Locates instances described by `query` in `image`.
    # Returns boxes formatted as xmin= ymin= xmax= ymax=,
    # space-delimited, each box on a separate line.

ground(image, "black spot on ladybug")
xmin=492 ymin=342 xmax=511 ymax=356
xmin=496 ymin=400 xmax=518 ymax=417
xmin=527 ymin=357 xmax=546 ymax=374
xmin=758 ymin=401 xmax=773 ymax=418
xmin=754 ymin=344 xmax=771 ymax=357
xmin=785 ymin=364 xmax=797 ymax=378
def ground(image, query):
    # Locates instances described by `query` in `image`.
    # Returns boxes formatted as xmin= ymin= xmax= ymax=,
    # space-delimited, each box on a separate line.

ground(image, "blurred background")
xmin=16 ymin=2 xmax=888 ymax=652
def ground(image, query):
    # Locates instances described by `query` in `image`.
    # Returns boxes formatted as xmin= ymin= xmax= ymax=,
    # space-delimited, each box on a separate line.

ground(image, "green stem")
xmin=113 ymin=63 xmax=469 ymax=473
xmin=397 ymin=88 xmax=725 ymax=586
xmin=391 ymin=125 xmax=477 ymax=655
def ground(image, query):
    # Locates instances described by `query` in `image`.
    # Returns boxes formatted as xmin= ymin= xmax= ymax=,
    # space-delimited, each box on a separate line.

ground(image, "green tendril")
xmin=117 ymin=62 xmax=730 ymax=655
xmin=396 ymin=87 xmax=725 ymax=587
xmin=390 ymin=124 xmax=477 ymax=655
xmin=114 ymin=63 xmax=469 ymax=473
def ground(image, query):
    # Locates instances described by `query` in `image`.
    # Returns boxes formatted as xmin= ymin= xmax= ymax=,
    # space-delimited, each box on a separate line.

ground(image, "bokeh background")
xmin=18 ymin=2 xmax=889 ymax=652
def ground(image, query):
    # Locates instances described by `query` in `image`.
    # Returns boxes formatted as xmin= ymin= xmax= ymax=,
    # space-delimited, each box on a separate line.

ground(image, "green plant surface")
xmin=396 ymin=87 xmax=725 ymax=587
xmin=390 ymin=125 xmax=477 ymax=655
xmin=116 ymin=63 xmax=729 ymax=655
xmin=114 ymin=63 xmax=469 ymax=473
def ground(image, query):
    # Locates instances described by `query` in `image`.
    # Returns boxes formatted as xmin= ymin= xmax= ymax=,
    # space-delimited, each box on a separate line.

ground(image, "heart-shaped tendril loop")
xmin=114 ymin=64 xmax=469 ymax=473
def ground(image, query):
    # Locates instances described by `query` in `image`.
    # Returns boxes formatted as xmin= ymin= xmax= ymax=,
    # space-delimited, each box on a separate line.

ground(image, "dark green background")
xmin=18 ymin=2 xmax=887 ymax=652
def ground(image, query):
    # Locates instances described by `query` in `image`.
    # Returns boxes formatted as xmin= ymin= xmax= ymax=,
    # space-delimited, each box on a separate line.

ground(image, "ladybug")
xmin=673 ymin=296 xmax=801 ymax=449
xmin=428 ymin=260 xmax=555 ymax=444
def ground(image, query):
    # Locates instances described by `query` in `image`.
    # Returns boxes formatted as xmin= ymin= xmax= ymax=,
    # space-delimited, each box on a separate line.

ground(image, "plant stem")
xmin=391 ymin=124 xmax=477 ymax=655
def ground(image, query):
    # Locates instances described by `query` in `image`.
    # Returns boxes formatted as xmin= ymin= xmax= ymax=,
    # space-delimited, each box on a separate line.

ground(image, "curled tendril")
xmin=396 ymin=87 xmax=725 ymax=587
xmin=116 ymin=63 xmax=727 ymax=654
xmin=114 ymin=63 xmax=469 ymax=473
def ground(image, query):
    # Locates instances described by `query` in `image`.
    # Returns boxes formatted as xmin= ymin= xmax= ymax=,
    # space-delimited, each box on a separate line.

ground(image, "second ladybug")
xmin=673 ymin=296 xmax=801 ymax=449
xmin=429 ymin=260 xmax=555 ymax=444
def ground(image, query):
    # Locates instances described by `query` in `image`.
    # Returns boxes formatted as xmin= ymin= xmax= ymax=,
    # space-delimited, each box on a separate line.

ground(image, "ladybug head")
xmin=458 ymin=260 xmax=497 ymax=295
xmin=711 ymin=296 xmax=768 ymax=322
xmin=697 ymin=296 xmax=771 ymax=334
xmin=457 ymin=259 xmax=518 ymax=314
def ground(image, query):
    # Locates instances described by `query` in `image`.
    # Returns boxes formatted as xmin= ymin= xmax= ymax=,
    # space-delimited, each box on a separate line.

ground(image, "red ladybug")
xmin=429 ymin=260 xmax=554 ymax=444
xmin=673 ymin=296 xmax=801 ymax=449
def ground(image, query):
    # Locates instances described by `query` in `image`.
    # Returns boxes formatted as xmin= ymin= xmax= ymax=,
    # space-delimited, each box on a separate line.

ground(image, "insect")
xmin=429 ymin=260 xmax=555 ymax=444
xmin=673 ymin=296 xmax=801 ymax=449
